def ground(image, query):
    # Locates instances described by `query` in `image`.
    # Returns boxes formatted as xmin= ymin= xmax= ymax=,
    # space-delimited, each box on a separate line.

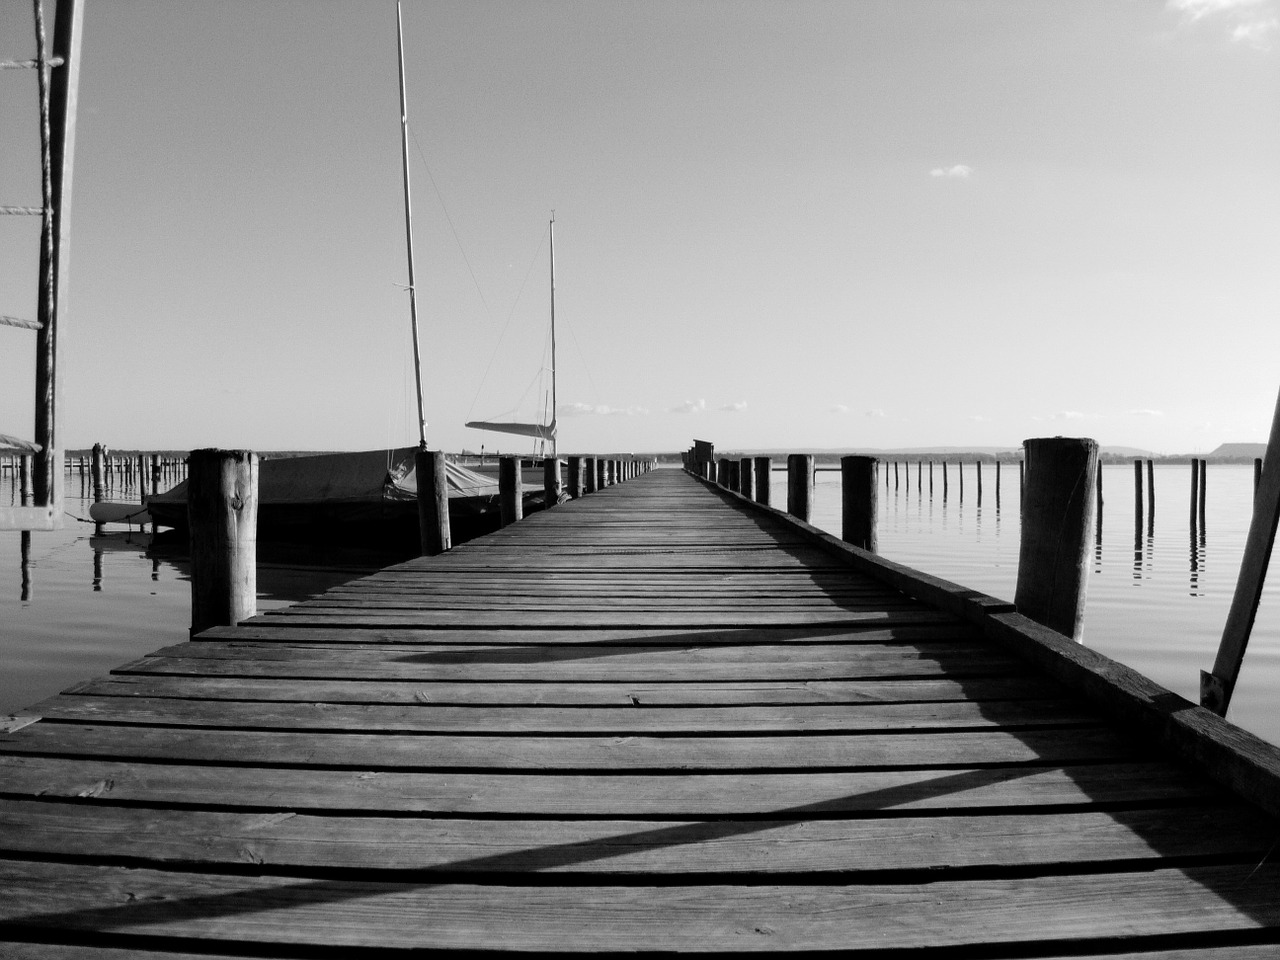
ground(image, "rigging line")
xmin=466 ymin=223 xmax=548 ymax=421
xmin=406 ymin=125 xmax=492 ymax=320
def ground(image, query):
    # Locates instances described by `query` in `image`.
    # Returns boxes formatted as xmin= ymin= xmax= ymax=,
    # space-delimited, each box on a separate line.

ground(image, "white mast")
xmin=396 ymin=0 xmax=428 ymax=449
xmin=549 ymin=212 xmax=558 ymax=460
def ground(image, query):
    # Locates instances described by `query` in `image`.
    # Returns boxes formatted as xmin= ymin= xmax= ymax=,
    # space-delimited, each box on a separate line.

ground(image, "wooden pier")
xmin=5 ymin=466 xmax=1280 ymax=955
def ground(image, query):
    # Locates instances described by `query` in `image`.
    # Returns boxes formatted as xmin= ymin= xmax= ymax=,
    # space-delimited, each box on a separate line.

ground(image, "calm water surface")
xmin=4 ymin=463 xmax=1280 ymax=747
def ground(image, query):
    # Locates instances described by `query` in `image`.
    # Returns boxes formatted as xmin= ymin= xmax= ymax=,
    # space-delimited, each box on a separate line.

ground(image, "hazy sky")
xmin=2 ymin=0 xmax=1277 ymax=455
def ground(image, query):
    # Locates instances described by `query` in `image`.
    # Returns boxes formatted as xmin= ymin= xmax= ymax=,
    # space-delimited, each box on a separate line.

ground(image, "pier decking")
xmin=5 ymin=467 xmax=1280 ymax=956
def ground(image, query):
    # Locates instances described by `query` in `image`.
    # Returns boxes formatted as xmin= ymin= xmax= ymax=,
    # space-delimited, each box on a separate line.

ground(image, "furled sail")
xmin=464 ymin=419 xmax=556 ymax=441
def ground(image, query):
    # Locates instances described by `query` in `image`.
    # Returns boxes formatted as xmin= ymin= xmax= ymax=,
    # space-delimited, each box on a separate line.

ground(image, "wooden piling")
xmin=187 ymin=449 xmax=257 ymax=637
xmin=1134 ymin=460 xmax=1144 ymax=530
xmin=739 ymin=457 xmax=754 ymax=500
xmin=753 ymin=456 xmax=771 ymax=507
xmin=1256 ymin=457 xmax=1263 ymax=496
xmin=1095 ymin=461 xmax=1104 ymax=543
xmin=1190 ymin=459 xmax=1200 ymax=531
xmin=942 ymin=461 xmax=949 ymax=500
xmin=567 ymin=456 xmax=583 ymax=499
xmin=1199 ymin=458 xmax=1207 ymax=531
xmin=727 ymin=459 xmax=740 ymax=493
xmin=90 ymin=443 xmax=104 ymax=504
xmin=841 ymin=455 xmax=877 ymax=552
xmin=583 ymin=457 xmax=597 ymax=494
xmin=415 ymin=449 xmax=451 ymax=556
xmin=995 ymin=461 xmax=1001 ymax=509
xmin=976 ymin=461 xmax=983 ymax=506
xmin=499 ymin=456 xmax=522 ymax=526
xmin=1015 ymin=437 xmax=1099 ymax=641
xmin=543 ymin=457 xmax=561 ymax=507
xmin=597 ymin=458 xmax=607 ymax=490
xmin=1147 ymin=459 xmax=1155 ymax=534
xmin=787 ymin=454 xmax=814 ymax=523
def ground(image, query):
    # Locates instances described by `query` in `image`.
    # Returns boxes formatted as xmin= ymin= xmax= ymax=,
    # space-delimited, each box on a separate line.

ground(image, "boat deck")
xmin=4 ymin=467 xmax=1280 ymax=956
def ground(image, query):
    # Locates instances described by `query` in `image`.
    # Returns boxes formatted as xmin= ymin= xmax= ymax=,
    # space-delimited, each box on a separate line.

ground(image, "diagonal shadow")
xmin=6 ymin=766 xmax=1045 ymax=934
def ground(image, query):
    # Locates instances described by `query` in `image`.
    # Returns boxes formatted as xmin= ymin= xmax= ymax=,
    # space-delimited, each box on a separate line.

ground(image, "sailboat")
xmin=145 ymin=3 xmax=511 ymax=547
xmin=465 ymin=214 xmax=559 ymax=462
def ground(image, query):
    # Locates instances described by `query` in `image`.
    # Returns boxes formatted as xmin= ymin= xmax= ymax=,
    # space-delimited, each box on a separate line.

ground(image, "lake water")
xmin=3 ymin=462 xmax=1280 ymax=747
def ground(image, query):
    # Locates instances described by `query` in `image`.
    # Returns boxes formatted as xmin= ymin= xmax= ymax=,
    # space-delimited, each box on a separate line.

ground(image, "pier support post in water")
xmin=583 ymin=457 xmax=597 ymax=494
xmin=841 ymin=456 xmax=877 ymax=552
xmin=1015 ymin=437 xmax=1099 ymax=641
xmin=739 ymin=457 xmax=754 ymax=500
xmin=1202 ymin=389 xmax=1280 ymax=716
xmin=415 ymin=449 xmax=451 ymax=556
xmin=753 ymin=457 xmax=772 ymax=507
xmin=188 ymin=449 xmax=257 ymax=637
xmin=543 ymin=457 xmax=562 ymax=507
xmin=787 ymin=454 xmax=815 ymax=523
xmin=499 ymin=456 xmax=522 ymax=526
xmin=568 ymin=456 xmax=583 ymax=499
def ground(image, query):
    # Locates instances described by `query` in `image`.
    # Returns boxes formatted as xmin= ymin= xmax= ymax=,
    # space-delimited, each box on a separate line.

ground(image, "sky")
xmin=1 ymin=0 xmax=1278 ymax=456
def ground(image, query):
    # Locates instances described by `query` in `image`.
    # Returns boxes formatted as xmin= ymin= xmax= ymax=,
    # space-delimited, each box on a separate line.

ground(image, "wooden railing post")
xmin=787 ymin=454 xmax=814 ymax=522
xmin=499 ymin=455 xmax=522 ymax=526
xmin=739 ymin=457 xmax=754 ymax=500
xmin=716 ymin=458 xmax=729 ymax=487
xmin=187 ymin=449 xmax=257 ymax=637
xmin=727 ymin=459 xmax=740 ymax=493
xmin=415 ymin=448 xmax=451 ymax=555
xmin=583 ymin=457 xmax=597 ymax=494
xmin=597 ymin=458 xmax=607 ymax=490
xmin=1015 ymin=437 xmax=1098 ymax=640
xmin=568 ymin=456 xmax=583 ymax=498
xmin=753 ymin=456 xmax=772 ymax=506
xmin=841 ymin=455 xmax=877 ymax=551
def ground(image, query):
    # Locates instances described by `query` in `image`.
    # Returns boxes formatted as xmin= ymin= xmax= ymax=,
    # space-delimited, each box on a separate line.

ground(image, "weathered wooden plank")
xmin=25 ymin=695 xmax=1099 ymax=734
xmin=0 ymin=756 xmax=1218 ymax=814
xmin=63 ymin=674 xmax=1067 ymax=706
xmin=4 ymin=859 xmax=1280 ymax=952
xmin=0 ymin=723 xmax=1131 ymax=769
xmin=1 ymin=801 xmax=1268 ymax=875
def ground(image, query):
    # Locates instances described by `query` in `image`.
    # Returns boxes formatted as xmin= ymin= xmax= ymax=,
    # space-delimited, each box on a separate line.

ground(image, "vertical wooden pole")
xmin=929 ymin=460 xmax=934 ymax=497
xmin=1015 ymin=437 xmax=1099 ymax=641
xmin=19 ymin=455 xmax=33 ymax=507
xmin=1190 ymin=459 xmax=1200 ymax=532
xmin=942 ymin=461 xmax=948 ymax=501
xmin=499 ymin=455 xmax=522 ymax=526
xmin=543 ymin=457 xmax=561 ymax=507
xmin=415 ymin=449 xmax=451 ymax=555
xmin=893 ymin=460 xmax=899 ymax=492
xmin=1203 ymin=390 xmax=1280 ymax=716
xmin=753 ymin=456 xmax=771 ymax=506
xmin=841 ymin=456 xmax=877 ymax=551
xmin=739 ymin=457 xmax=754 ymax=500
xmin=727 ymin=459 xmax=740 ymax=493
xmin=1147 ymin=459 xmax=1155 ymax=535
xmin=958 ymin=461 xmax=964 ymax=502
xmin=597 ymin=458 xmax=607 ymax=490
xmin=568 ymin=456 xmax=583 ymax=499
xmin=187 ymin=449 xmax=257 ymax=637
xmin=787 ymin=454 xmax=814 ymax=523
xmin=976 ymin=461 xmax=983 ymax=506
xmin=995 ymin=461 xmax=1001 ymax=509
xmin=1199 ymin=459 xmax=1207 ymax=532
xmin=1134 ymin=459 xmax=1144 ymax=531
xmin=583 ymin=457 xmax=597 ymax=494
xmin=1095 ymin=461 xmax=1104 ymax=543
xmin=1256 ymin=458 xmax=1263 ymax=496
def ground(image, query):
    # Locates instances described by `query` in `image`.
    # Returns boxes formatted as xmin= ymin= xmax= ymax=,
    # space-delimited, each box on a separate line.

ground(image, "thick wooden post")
xmin=1015 ymin=437 xmax=1099 ymax=640
xmin=942 ymin=461 xmax=949 ymax=500
xmin=1095 ymin=461 xmax=1104 ymax=543
xmin=716 ymin=458 xmax=729 ymax=487
xmin=1199 ymin=459 xmax=1207 ymax=531
xmin=1134 ymin=459 xmax=1144 ymax=530
xmin=727 ymin=459 xmax=740 ymax=493
xmin=187 ymin=449 xmax=257 ymax=636
xmin=841 ymin=455 xmax=877 ymax=551
xmin=787 ymin=454 xmax=814 ymax=523
xmin=1203 ymin=390 xmax=1280 ymax=716
xmin=90 ymin=442 xmax=104 ymax=503
xmin=583 ymin=457 xmax=597 ymax=493
xmin=1147 ymin=459 xmax=1155 ymax=530
xmin=597 ymin=458 xmax=607 ymax=490
xmin=1256 ymin=458 xmax=1263 ymax=495
xmin=499 ymin=455 xmax=522 ymax=526
xmin=753 ymin=456 xmax=771 ymax=506
xmin=415 ymin=448 xmax=451 ymax=555
xmin=568 ymin=456 xmax=583 ymax=498
xmin=739 ymin=457 xmax=754 ymax=500
xmin=543 ymin=457 xmax=561 ymax=506
xmin=1190 ymin=459 xmax=1200 ymax=531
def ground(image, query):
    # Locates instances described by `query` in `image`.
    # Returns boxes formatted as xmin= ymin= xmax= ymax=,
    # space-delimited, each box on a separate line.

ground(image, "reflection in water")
xmin=92 ymin=546 xmax=103 ymax=592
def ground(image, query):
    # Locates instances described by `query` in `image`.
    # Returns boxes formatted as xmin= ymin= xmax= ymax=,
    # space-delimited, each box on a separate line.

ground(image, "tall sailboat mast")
xmin=549 ymin=213 xmax=557 ymax=460
xmin=396 ymin=0 xmax=428 ymax=450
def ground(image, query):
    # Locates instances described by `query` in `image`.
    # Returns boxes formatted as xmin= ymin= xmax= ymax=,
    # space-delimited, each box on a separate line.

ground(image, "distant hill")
xmin=1209 ymin=443 xmax=1266 ymax=460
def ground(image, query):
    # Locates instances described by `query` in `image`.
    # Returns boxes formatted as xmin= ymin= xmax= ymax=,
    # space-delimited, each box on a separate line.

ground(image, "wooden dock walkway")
xmin=5 ymin=466 xmax=1280 ymax=956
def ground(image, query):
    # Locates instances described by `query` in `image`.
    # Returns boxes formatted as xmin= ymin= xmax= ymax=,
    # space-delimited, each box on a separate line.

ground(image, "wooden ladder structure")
xmin=4 ymin=467 xmax=1280 ymax=955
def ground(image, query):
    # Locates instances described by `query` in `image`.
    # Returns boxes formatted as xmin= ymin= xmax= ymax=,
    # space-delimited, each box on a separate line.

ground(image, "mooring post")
xmin=1199 ymin=458 xmax=1207 ymax=531
xmin=568 ymin=456 xmax=583 ymax=498
xmin=787 ymin=454 xmax=814 ymax=523
xmin=543 ymin=457 xmax=561 ymax=506
xmin=583 ymin=457 xmax=597 ymax=494
xmin=739 ymin=457 xmax=754 ymax=500
xmin=598 ymin=458 xmax=608 ymax=490
xmin=415 ymin=448 xmax=451 ymax=555
xmin=1256 ymin=458 xmax=1263 ymax=496
xmin=753 ymin=456 xmax=772 ymax=507
xmin=499 ymin=455 xmax=522 ymax=526
xmin=1095 ymin=461 xmax=1104 ymax=543
xmin=187 ymin=449 xmax=257 ymax=637
xmin=1134 ymin=459 xmax=1144 ymax=530
xmin=1190 ymin=459 xmax=1200 ymax=532
xmin=727 ymin=459 xmax=741 ymax=492
xmin=1147 ymin=459 xmax=1155 ymax=531
xmin=841 ymin=455 xmax=877 ymax=551
xmin=1203 ymin=390 xmax=1280 ymax=716
xmin=1015 ymin=437 xmax=1099 ymax=641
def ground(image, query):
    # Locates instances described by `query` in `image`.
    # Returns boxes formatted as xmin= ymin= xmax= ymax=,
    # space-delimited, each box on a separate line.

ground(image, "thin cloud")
xmin=865 ymin=408 xmax=887 ymax=418
xmin=720 ymin=401 xmax=748 ymax=412
xmin=669 ymin=399 xmax=707 ymax=415
xmin=968 ymin=414 xmax=991 ymax=423
xmin=830 ymin=404 xmax=852 ymax=415
xmin=560 ymin=402 xmax=649 ymax=417
xmin=1168 ymin=0 xmax=1277 ymax=47
xmin=1170 ymin=0 xmax=1267 ymax=23
xmin=1232 ymin=17 xmax=1279 ymax=45
xmin=930 ymin=165 xmax=972 ymax=179
xmin=1128 ymin=408 xmax=1165 ymax=418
